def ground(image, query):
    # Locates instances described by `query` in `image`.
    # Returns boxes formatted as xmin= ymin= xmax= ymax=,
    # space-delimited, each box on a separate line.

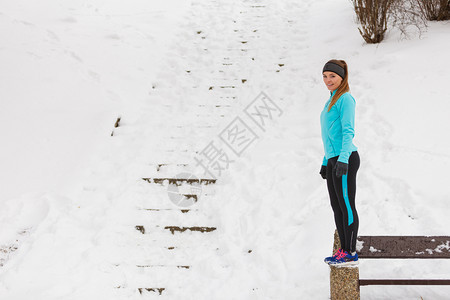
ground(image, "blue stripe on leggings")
xmin=342 ymin=174 xmax=354 ymax=226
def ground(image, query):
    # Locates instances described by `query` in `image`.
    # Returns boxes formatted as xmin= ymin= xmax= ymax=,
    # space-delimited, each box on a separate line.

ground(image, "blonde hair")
xmin=325 ymin=59 xmax=350 ymax=112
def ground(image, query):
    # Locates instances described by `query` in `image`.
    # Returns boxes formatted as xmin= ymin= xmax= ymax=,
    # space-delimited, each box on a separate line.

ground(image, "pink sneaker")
xmin=324 ymin=248 xmax=343 ymax=264
xmin=326 ymin=250 xmax=359 ymax=266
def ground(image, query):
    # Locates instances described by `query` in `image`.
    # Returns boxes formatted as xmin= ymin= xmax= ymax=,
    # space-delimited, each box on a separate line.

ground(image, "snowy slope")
xmin=1 ymin=0 xmax=450 ymax=299
xmin=0 ymin=0 xmax=191 ymax=201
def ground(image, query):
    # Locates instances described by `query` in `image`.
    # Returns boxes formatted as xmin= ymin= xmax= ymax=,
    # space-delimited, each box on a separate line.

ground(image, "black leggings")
xmin=326 ymin=151 xmax=360 ymax=253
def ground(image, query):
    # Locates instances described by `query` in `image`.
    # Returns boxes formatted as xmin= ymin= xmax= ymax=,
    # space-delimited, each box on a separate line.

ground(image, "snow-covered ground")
xmin=1 ymin=0 xmax=450 ymax=299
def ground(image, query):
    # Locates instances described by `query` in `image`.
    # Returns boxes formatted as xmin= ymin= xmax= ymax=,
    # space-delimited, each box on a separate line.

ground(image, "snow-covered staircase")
xmin=108 ymin=0 xmax=310 ymax=297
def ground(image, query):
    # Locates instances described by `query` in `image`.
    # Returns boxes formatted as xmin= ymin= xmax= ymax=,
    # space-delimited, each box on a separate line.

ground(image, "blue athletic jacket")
xmin=320 ymin=90 xmax=358 ymax=166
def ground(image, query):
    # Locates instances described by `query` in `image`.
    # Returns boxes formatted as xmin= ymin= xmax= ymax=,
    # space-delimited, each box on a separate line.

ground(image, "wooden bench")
xmin=330 ymin=231 xmax=450 ymax=300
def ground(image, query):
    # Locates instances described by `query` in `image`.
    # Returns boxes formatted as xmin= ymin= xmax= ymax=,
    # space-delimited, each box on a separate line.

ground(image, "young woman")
xmin=319 ymin=59 xmax=360 ymax=266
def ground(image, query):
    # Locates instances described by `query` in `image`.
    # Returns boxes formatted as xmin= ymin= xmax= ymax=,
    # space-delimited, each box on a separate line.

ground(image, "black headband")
xmin=323 ymin=62 xmax=345 ymax=79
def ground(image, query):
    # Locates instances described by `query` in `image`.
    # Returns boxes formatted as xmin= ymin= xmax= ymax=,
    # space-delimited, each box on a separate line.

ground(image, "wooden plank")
xmin=357 ymin=236 xmax=450 ymax=259
xmin=359 ymin=279 xmax=450 ymax=286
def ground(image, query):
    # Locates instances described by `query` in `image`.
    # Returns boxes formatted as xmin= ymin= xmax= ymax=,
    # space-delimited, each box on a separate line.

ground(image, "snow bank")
xmin=1 ymin=0 xmax=450 ymax=299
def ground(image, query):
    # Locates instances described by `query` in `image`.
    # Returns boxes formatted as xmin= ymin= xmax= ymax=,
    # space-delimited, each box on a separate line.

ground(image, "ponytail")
xmin=326 ymin=60 xmax=350 ymax=112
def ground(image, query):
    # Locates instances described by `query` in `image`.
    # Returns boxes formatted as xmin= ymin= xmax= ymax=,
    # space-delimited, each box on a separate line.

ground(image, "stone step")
xmin=142 ymin=177 xmax=216 ymax=186
xmin=119 ymin=230 xmax=221 ymax=245
xmin=136 ymin=264 xmax=191 ymax=269
xmin=208 ymin=85 xmax=237 ymax=89
xmin=163 ymin=149 xmax=191 ymax=153
xmin=135 ymin=225 xmax=217 ymax=235
xmin=208 ymin=79 xmax=245 ymax=85
xmin=138 ymin=182 xmax=214 ymax=207
xmin=138 ymin=178 xmax=215 ymax=193
xmin=146 ymin=163 xmax=189 ymax=173
xmin=134 ymin=207 xmax=215 ymax=226
xmin=165 ymin=226 xmax=217 ymax=235
xmin=197 ymin=104 xmax=232 ymax=108
xmin=119 ymin=261 xmax=231 ymax=290
xmin=138 ymin=288 xmax=165 ymax=295
xmin=138 ymin=208 xmax=200 ymax=213
xmin=115 ymin=286 xmax=166 ymax=296
xmin=225 ymin=48 xmax=253 ymax=52
xmin=195 ymin=113 xmax=227 ymax=117
xmin=112 ymin=240 xmax=221 ymax=264
xmin=218 ymin=96 xmax=237 ymax=99
xmin=136 ymin=207 xmax=213 ymax=215
xmin=129 ymin=239 xmax=221 ymax=255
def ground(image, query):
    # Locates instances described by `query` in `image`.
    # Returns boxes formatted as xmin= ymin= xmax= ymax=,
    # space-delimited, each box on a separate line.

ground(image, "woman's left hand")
xmin=334 ymin=161 xmax=348 ymax=177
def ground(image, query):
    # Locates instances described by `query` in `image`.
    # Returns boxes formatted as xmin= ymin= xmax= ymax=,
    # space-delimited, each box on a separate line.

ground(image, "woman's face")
xmin=323 ymin=71 xmax=342 ymax=92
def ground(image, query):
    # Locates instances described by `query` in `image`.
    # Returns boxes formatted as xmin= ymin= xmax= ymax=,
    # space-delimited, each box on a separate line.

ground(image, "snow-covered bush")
xmin=417 ymin=0 xmax=450 ymax=21
xmin=351 ymin=0 xmax=394 ymax=43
